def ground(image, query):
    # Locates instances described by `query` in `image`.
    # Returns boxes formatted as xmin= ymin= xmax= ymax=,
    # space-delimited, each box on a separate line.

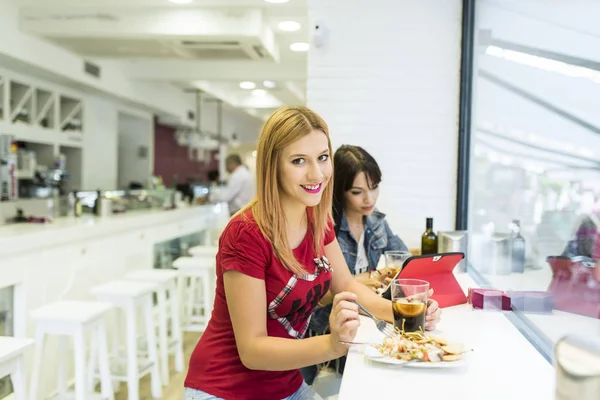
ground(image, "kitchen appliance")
xmin=438 ymin=231 xmax=468 ymax=272
xmin=0 ymin=135 xmax=18 ymax=201
xmin=554 ymin=334 xmax=600 ymax=400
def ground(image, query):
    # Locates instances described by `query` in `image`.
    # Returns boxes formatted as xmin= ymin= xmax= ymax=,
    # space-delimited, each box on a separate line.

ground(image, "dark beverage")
xmin=421 ymin=217 xmax=438 ymax=255
xmin=392 ymin=298 xmax=427 ymax=332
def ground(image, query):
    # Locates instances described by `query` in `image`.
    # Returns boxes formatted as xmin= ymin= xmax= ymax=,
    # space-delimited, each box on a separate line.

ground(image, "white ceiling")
xmin=18 ymin=0 xmax=309 ymax=120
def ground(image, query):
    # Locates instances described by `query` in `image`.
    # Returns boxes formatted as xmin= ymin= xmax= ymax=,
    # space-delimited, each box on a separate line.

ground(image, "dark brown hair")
xmin=332 ymin=145 xmax=382 ymax=232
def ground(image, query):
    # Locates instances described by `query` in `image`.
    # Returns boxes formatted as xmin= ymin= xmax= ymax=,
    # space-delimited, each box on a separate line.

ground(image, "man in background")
xmin=210 ymin=154 xmax=255 ymax=215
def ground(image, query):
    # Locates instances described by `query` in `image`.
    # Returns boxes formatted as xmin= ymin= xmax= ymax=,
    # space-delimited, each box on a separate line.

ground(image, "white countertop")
xmin=339 ymin=274 xmax=556 ymax=400
xmin=0 ymin=204 xmax=217 ymax=257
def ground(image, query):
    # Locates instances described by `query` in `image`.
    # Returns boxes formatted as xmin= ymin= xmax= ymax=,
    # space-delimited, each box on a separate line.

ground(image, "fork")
xmin=353 ymin=300 xmax=398 ymax=338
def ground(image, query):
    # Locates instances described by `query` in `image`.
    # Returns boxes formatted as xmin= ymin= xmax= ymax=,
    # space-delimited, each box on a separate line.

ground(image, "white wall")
xmin=82 ymin=95 xmax=119 ymax=190
xmin=117 ymin=113 xmax=153 ymax=188
xmin=306 ymin=0 xmax=463 ymax=247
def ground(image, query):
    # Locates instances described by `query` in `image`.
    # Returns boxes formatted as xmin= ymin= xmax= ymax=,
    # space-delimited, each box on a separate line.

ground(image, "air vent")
xmin=84 ymin=61 xmax=101 ymax=78
xmin=179 ymin=40 xmax=241 ymax=47
xmin=252 ymin=45 xmax=266 ymax=59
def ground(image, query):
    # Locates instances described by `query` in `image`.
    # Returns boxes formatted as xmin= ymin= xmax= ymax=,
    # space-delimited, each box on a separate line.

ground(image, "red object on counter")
xmin=398 ymin=253 xmax=468 ymax=308
xmin=468 ymin=288 xmax=512 ymax=311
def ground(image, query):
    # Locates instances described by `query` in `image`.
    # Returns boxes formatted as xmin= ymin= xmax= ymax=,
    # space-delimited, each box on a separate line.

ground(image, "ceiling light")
xmin=239 ymin=81 xmax=256 ymax=89
xmin=278 ymin=21 xmax=301 ymax=32
xmin=263 ymin=80 xmax=276 ymax=88
xmin=264 ymin=0 xmax=290 ymax=3
xmin=252 ymin=89 xmax=267 ymax=97
xmin=290 ymin=42 xmax=310 ymax=52
xmin=169 ymin=0 xmax=194 ymax=4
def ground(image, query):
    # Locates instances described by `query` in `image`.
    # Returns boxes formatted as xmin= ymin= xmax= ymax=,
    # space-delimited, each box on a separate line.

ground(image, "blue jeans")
xmin=183 ymin=382 xmax=323 ymax=400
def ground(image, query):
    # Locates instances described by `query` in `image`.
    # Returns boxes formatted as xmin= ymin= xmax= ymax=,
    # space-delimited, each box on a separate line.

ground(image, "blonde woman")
xmin=184 ymin=107 xmax=441 ymax=400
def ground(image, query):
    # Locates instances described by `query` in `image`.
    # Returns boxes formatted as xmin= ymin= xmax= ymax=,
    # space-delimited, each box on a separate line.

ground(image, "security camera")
xmin=313 ymin=21 xmax=326 ymax=48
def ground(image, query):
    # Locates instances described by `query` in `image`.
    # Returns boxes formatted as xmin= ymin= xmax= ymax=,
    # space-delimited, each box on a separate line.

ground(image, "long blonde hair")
xmin=238 ymin=106 xmax=333 ymax=275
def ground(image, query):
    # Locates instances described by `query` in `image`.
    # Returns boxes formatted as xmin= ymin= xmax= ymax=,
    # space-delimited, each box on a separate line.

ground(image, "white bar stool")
xmin=0 ymin=337 xmax=34 ymax=400
xmin=188 ymin=245 xmax=218 ymax=258
xmin=91 ymin=281 xmax=162 ymax=400
xmin=172 ymin=256 xmax=216 ymax=332
xmin=123 ymin=269 xmax=184 ymax=385
xmin=29 ymin=301 xmax=114 ymax=400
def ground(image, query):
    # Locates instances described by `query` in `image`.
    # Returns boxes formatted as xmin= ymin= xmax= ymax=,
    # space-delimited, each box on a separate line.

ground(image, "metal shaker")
xmin=555 ymin=334 xmax=600 ymax=400
xmin=438 ymin=231 xmax=468 ymax=272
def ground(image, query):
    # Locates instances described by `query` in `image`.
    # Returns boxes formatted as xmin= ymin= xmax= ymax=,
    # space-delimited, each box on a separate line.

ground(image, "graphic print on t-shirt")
xmin=268 ymin=256 xmax=331 ymax=339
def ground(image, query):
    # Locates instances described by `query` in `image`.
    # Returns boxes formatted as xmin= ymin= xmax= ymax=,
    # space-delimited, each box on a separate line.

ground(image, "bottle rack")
xmin=0 ymin=71 xmax=84 ymax=148
xmin=9 ymin=81 xmax=33 ymax=125
xmin=35 ymin=88 xmax=56 ymax=130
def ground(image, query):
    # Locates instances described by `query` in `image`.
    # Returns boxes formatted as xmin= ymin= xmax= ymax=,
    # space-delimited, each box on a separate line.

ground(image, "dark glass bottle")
xmin=510 ymin=219 xmax=526 ymax=273
xmin=421 ymin=217 xmax=438 ymax=255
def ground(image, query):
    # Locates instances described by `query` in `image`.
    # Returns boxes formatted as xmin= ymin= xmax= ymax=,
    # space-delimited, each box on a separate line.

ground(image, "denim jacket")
xmin=307 ymin=210 xmax=407 ymax=336
xmin=337 ymin=210 xmax=408 ymax=274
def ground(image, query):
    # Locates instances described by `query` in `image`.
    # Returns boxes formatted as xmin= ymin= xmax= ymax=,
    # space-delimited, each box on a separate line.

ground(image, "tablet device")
xmin=380 ymin=252 xmax=468 ymax=308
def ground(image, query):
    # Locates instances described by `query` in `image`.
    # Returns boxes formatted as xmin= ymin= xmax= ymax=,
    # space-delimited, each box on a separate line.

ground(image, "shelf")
xmin=0 ymin=75 xmax=85 ymax=151
xmin=59 ymin=95 xmax=83 ymax=132
xmin=35 ymin=88 xmax=56 ymax=129
xmin=9 ymin=81 xmax=33 ymax=125
xmin=0 ymin=121 xmax=81 ymax=148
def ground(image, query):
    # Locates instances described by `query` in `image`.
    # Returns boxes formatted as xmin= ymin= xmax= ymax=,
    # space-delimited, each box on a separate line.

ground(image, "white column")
xmin=307 ymin=0 xmax=463 ymax=247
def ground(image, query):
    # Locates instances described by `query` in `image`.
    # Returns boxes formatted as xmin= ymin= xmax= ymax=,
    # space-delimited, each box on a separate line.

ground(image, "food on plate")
xmin=377 ymin=331 xmax=465 ymax=363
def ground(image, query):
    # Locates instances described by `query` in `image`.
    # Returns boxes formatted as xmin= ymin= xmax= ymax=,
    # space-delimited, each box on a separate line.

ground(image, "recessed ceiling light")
xmin=278 ymin=21 xmax=301 ymax=32
xmin=290 ymin=42 xmax=310 ymax=52
xmin=239 ymin=81 xmax=256 ymax=89
xmin=169 ymin=0 xmax=194 ymax=4
xmin=264 ymin=0 xmax=289 ymax=3
xmin=263 ymin=80 xmax=276 ymax=88
xmin=252 ymin=89 xmax=267 ymax=96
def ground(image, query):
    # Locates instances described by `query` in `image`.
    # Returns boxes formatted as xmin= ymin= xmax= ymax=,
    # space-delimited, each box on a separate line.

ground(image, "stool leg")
xmin=176 ymin=275 xmax=186 ymax=326
xmin=143 ymin=296 xmax=162 ymax=398
xmin=186 ymin=277 xmax=196 ymax=323
xmin=202 ymin=270 xmax=214 ymax=325
xmin=125 ymin=303 xmax=140 ymax=400
xmin=168 ymin=282 xmax=185 ymax=372
xmin=11 ymin=355 xmax=27 ymax=400
xmin=96 ymin=322 xmax=115 ymax=400
xmin=87 ymin=331 xmax=98 ymax=391
xmin=74 ymin=327 xmax=88 ymax=400
xmin=57 ymin=336 xmax=68 ymax=397
xmin=111 ymin=311 xmax=122 ymax=392
xmin=156 ymin=288 xmax=170 ymax=384
xmin=28 ymin=330 xmax=45 ymax=400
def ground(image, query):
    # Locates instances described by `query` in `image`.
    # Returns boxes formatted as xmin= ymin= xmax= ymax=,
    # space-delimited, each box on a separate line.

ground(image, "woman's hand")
xmin=424 ymin=288 xmax=441 ymax=331
xmin=328 ymin=291 xmax=360 ymax=355
xmin=356 ymin=268 xmax=396 ymax=292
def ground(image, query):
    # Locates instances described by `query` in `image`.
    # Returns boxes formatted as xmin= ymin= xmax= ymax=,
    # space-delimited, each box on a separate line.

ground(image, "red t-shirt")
xmin=185 ymin=209 xmax=335 ymax=400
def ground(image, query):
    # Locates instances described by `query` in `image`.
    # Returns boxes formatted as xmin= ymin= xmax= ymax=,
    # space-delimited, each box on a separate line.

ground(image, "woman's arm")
xmin=223 ymin=270 xmax=359 ymax=371
xmin=327 ymin=238 xmax=441 ymax=330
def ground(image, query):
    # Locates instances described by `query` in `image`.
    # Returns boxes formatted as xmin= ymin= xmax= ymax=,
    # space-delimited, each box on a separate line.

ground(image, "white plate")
xmin=364 ymin=345 xmax=468 ymax=368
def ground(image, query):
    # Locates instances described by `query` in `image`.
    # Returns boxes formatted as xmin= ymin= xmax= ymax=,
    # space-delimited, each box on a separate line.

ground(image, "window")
xmin=467 ymin=1 xmax=600 ymax=360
